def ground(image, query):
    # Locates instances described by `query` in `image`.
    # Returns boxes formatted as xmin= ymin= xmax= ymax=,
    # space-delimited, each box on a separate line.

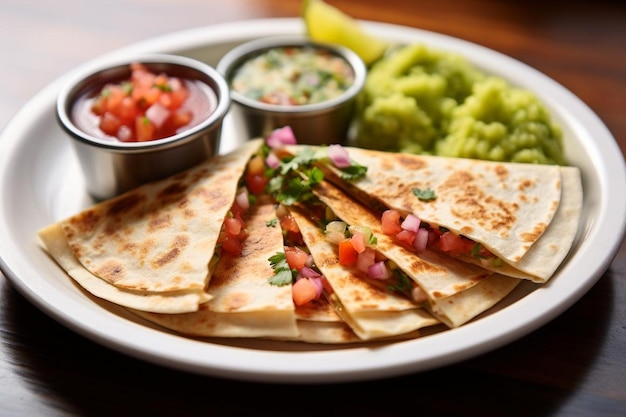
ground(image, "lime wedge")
xmin=302 ymin=0 xmax=388 ymax=65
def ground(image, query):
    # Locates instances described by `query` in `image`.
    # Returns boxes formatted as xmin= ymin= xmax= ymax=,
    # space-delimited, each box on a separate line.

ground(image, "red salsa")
xmin=72 ymin=63 xmax=217 ymax=142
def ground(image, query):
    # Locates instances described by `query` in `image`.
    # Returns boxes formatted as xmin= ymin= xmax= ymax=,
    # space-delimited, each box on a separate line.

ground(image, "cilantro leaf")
xmin=275 ymin=167 xmax=324 ymax=206
xmin=339 ymin=163 xmax=367 ymax=181
xmin=412 ymin=188 xmax=436 ymax=201
xmin=280 ymin=148 xmax=316 ymax=175
xmin=268 ymin=252 xmax=295 ymax=286
xmin=386 ymin=269 xmax=413 ymax=297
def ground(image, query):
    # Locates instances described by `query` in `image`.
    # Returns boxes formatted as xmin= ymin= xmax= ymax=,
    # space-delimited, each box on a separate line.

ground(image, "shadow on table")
xmin=1 ymin=268 xmax=616 ymax=417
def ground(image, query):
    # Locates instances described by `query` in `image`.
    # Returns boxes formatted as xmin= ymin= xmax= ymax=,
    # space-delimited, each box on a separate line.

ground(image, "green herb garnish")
xmin=154 ymin=82 xmax=172 ymax=92
xmin=412 ymin=188 xmax=436 ymax=201
xmin=339 ymin=163 xmax=367 ymax=181
xmin=386 ymin=269 xmax=413 ymax=297
xmin=268 ymin=252 xmax=294 ymax=286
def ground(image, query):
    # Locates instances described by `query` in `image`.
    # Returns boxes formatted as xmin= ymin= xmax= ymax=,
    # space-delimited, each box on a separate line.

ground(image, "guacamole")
xmin=353 ymin=43 xmax=565 ymax=165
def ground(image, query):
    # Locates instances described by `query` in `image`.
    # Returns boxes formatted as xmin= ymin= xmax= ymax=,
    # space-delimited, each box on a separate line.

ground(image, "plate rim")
xmin=1 ymin=17 xmax=625 ymax=384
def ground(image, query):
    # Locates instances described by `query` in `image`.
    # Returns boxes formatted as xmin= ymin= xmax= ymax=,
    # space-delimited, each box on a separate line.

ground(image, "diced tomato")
xmin=436 ymin=231 xmax=475 ymax=255
xmin=221 ymin=235 xmax=243 ymax=255
xmin=245 ymin=173 xmax=269 ymax=195
xmin=244 ymin=155 xmax=269 ymax=194
xmin=280 ymin=214 xmax=300 ymax=234
xmin=338 ymin=239 xmax=358 ymax=266
xmin=168 ymin=89 xmax=189 ymax=109
xmin=247 ymin=155 xmax=266 ymax=175
xmin=135 ymin=116 xmax=155 ymax=142
xmin=170 ymin=109 xmax=193 ymax=129
xmin=292 ymin=278 xmax=319 ymax=306
xmin=105 ymin=85 xmax=126 ymax=112
xmin=99 ymin=112 xmax=122 ymax=137
xmin=350 ymin=232 xmax=366 ymax=253
xmin=284 ymin=246 xmax=309 ymax=270
xmin=355 ymin=247 xmax=376 ymax=273
xmin=395 ymin=229 xmax=416 ymax=246
xmin=118 ymin=96 xmax=138 ymax=122
xmin=381 ymin=210 xmax=403 ymax=235
xmin=224 ymin=217 xmax=243 ymax=236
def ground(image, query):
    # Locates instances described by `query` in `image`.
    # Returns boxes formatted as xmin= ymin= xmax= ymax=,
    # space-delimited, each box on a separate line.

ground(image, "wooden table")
xmin=1 ymin=1 xmax=625 ymax=415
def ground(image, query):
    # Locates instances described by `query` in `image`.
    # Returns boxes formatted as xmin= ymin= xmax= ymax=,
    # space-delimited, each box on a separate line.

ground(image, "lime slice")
xmin=302 ymin=0 xmax=388 ymax=65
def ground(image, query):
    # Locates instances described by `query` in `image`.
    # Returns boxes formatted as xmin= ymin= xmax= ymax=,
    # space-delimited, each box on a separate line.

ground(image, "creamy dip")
xmin=230 ymin=46 xmax=355 ymax=106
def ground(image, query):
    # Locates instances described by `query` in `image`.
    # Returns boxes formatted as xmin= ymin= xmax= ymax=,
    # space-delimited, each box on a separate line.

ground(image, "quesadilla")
xmin=131 ymin=197 xmax=368 ymax=343
xmin=38 ymin=139 xmax=263 ymax=313
xmin=311 ymin=180 xmax=519 ymax=328
xmin=288 ymin=206 xmax=439 ymax=340
xmin=130 ymin=197 xmax=300 ymax=338
xmin=285 ymin=145 xmax=582 ymax=283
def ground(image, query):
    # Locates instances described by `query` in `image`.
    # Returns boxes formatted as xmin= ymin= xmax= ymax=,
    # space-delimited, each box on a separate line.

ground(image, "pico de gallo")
xmin=267 ymin=204 xmax=332 ymax=307
xmin=321 ymin=213 xmax=428 ymax=304
xmin=380 ymin=209 xmax=503 ymax=268
xmin=72 ymin=62 xmax=217 ymax=142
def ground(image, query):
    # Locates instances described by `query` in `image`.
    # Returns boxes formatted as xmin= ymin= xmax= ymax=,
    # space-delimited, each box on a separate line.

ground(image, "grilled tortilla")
xmin=289 ymin=206 xmax=439 ymax=340
xmin=312 ymin=180 xmax=519 ymax=328
xmin=37 ymin=139 xmax=263 ymax=313
xmin=132 ymin=198 xmax=366 ymax=343
xmin=288 ymin=145 xmax=582 ymax=283
xmin=131 ymin=197 xmax=300 ymax=338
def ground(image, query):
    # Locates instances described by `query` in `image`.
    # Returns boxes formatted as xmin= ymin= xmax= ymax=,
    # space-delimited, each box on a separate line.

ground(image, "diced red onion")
xmin=117 ymin=125 xmax=132 ymax=142
xmin=265 ymin=151 xmax=280 ymax=169
xmin=356 ymin=247 xmax=376 ymax=273
xmin=327 ymin=144 xmax=351 ymax=168
xmin=413 ymin=228 xmax=429 ymax=253
xmin=401 ymin=214 xmax=421 ymax=232
xmin=235 ymin=191 xmax=249 ymax=211
xmin=368 ymin=261 xmax=391 ymax=280
xmin=145 ymin=103 xmax=169 ymax=128
xmin=309 ymin=276 xmax=323 ymax=298
xmin=299 ymin=266 xmax=321 ymax=279
xmin=169 ymin=78 xmax=183 ymax=91
xmin=266 ymin=126 xmax=297 ymax=148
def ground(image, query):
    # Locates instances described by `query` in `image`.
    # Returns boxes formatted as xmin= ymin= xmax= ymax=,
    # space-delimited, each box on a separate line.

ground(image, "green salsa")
xmin=231 ymin=46 xmax=355 ymax=106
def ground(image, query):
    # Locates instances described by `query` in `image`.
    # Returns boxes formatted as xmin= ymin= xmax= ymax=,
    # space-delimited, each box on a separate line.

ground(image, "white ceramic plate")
xmin=1 ymin=18 xmax=624 ymax=384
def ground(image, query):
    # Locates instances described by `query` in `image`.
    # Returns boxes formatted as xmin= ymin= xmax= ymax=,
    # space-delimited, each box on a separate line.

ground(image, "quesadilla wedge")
xmin=311 ymin=180 xmax=519 ymax=328
xmin=130 ymin=197 xmax=300 ymax=338
xmin=131 ymin=197 xmax=368 ymax=343
xmin=38 ymin=139 xmax=263 ymax=313
xmin=287 ymin=206 xmax=439 ymax=340
xmin=284 ymin=145 xmax=582 ymax=283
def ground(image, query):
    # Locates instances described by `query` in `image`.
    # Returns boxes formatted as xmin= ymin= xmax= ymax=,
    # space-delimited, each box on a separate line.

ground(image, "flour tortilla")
xmin=289 ymin=206 xmax=439 ymax=340
xmin=290 ymin=145 xmax=582 ymax=283
xmin=38 ymin=222 xmax=211 ymax=313
xmin=427 ymin=273 xmax=520 ymax=328
xmin=38 ymin=139 xmax=263 ymax=313
xmin=313 ymin=181 xmax=491 ymax=300
xmin=312 ymin=180 xmax=519 ymax=327
xmin=127 ymin=197 xmax=298 ymax=338
xmin=131 ymin=198 xmax=362 ymax=343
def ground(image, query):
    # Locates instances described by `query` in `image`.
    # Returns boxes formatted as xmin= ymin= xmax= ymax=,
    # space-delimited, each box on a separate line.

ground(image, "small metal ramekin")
xmin=217 ymin=35 xmax=366 ymax=146
xmin=56 ymin=54 xmax=231 ymax=200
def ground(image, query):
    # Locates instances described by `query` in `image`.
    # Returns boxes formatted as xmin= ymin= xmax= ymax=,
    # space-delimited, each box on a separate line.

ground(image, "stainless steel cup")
xmin=217 ymin=35 xmax=366 ymax=146
xmin=56 ymin=54 xmax=231 ymax=200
